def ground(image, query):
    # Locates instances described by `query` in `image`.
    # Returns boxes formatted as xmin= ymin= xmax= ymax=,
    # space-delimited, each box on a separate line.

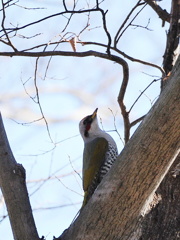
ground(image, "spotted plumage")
xmin=79 ymin=108 xmax=118 ymax=206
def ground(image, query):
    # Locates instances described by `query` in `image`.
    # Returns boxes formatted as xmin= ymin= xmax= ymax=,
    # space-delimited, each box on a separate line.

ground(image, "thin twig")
xmin=34 ymin=57 xmax=54 ymax=142
xmin=61 ymin=0 xmax=79 ymax=33
xmin=27 ymin=171 xmax=81 ymax=184
xmin=0 ymin=214 xmax=8 ymax=223
xmin=116 ymin=3 xmax=147 ymax=44
xmin=108 ymin=108 xmax=124 ymax=145
xmin=1 ymin=0 xmax=17 ymax=51
xmin=128 ymin=78 xmax=160 ymax=113
xmin=130 ymin=115 xmax=146 ymax=128
xmin=10 ymin=117 xmax=44 ymax=126
xmin=56 ymin=176 xmax=82 ymax=197
xmin=0 ymin=8 xmax=100 ymax=37
xmin=33 ymin=202 xmax=81 ymax=211
xmin=68 ymin=155 xmax=82 ymax=192
xmin=131 ymin=18 xmax=152 ymax=31
xmin=14 ymin=4 xmax=45 ymax=10
xmin=77 ymin=11 xmax=91 ymax=38
xmin=42 ymin=41 xmax=60 ymax=80
xmin=68 ymin=155 xmax=82 ymax=181
xmin=0 ymin=0 xmax=18 ymax=11
xmin=114 ymin=0 xmax=144 ymax=47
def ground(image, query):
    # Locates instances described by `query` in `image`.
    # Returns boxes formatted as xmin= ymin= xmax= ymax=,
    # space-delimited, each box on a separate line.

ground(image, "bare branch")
xmin=130 ymin=115 xmax=146 ymax=128
xmin=43 ymin=42 xmax=61 ymax=79
xmin=1 ymin=0 xmax=17 ymax=51
xmin=98 ymin=8 xmax=111 ymax=54
xmin=77 ymin=11 xmax=91 ymax=39
xmin=27 ymin=171 xmax=80 ymax=184
xmin=116 ymin=59 xmax=130 ymax=143
xmin=14 ymin=3 xmax=45 ymax=10
xmin=108 ymin=108 xmax=125 ymax=145
xmin=114 ymin=0 xmax=145 ymax=47
xmin=144 ymin=0 xmax=170 ymax=24
xmin=61 ymin=0 xmax=79 ymax=33
xmin=10 ymin=117 xmax=44 ymax=126
xmin=81 ymin=41 xmax=165 ymax=75
xmin=0 ymin=0 xmax=18 ymax=11
xmin=131 ymin=18 xmax=153 ymax=31
xmin=56 ymin=176 xmax=82 ymax=197
xmin=128 ymin=78 xmax=161 ymax=114
xmin=33 ymin=202 xmax=81 ymax=211
xmin=115 ymin=2 xmax=147 ymax=45
xmin=0 ymin=8 xmax=100 ymax=38
xmin=16 ymin=33 xmax=42 ymax=39
xmin=63 ymin=0 xmax=68 ymax=11
xmin=33 ymin=58 xmax=54 ymax=142
xmin=96 ymin=0 xmax=99 ymax=9
xmin=0 ymin=214 xmax=8 ymax=223
xmin=0 ymin=49 xmax=125 ymax=61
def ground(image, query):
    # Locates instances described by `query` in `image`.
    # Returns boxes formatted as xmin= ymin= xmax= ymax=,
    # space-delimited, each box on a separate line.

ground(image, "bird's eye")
xmin=83 ymin=116 xmax=91 ymax=125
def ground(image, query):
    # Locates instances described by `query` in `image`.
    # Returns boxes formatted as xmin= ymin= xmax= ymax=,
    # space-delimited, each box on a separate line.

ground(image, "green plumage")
xmin=82 ymin=137 xmax=108 ymax=206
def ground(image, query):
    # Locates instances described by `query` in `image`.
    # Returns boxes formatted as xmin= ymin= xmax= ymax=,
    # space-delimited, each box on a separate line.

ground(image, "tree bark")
xmin=163 ymin=0 xmax=180 ymax=75
xmin=140 ymin=154 xmax=180 ymax=240
xmin=58 ymin=55 xmax=180 ymax=240
xmin=0 ymin=114 xmax=39 ymax=240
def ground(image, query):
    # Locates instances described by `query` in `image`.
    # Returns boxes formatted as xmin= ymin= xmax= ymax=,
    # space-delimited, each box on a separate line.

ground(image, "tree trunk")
xmin=58 ymin=56 xmax=180 ymax=240
xmin=140 ymin=154 xmax=180 ymax=240
xmin=0 ymin=114 xmax=39 ymax=240
xmin=163 ymin=0 xmax=180 ymax=74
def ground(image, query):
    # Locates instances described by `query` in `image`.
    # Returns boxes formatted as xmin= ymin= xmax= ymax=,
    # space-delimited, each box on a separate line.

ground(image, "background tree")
xmin=0 ymin=0 xmax=179 ymax=239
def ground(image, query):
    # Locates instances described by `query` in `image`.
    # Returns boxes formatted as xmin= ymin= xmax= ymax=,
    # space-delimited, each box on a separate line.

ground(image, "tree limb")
xmin=144 ymin=0 xmax=170 ymax=24
xmin=0 ymin=113 xmax=39 ymax=240
xmin=80 ymin=41 xmax=165 ymax=75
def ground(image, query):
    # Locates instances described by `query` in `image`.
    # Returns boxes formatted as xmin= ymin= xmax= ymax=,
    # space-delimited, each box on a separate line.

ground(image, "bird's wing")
xmin=82 ymin=137 xmax=108 ymax=192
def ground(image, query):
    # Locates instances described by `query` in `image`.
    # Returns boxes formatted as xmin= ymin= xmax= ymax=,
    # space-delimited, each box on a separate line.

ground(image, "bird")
xmin=79 ymin=108 xmax=118 ymax=207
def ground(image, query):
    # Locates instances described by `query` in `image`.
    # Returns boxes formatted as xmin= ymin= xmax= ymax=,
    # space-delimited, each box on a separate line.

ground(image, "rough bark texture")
xmin=140 ymin=154 xmax=180 ymax=240
xmin=163 ymin=0 xmax=180 ymax=74
xmin=0 ymin=114 xmax=39 ymax=240
xmin=58 ymin=56 xmax=180 ymax=240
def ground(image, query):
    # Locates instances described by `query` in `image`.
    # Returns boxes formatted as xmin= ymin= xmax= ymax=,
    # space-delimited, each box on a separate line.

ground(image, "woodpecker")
xmin=79 ymin=108 xmax=118 ymax=206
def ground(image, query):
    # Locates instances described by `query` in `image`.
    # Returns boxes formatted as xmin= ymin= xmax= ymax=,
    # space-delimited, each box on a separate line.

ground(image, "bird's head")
xmin=79 ymin=108 xmax=100 ymax=142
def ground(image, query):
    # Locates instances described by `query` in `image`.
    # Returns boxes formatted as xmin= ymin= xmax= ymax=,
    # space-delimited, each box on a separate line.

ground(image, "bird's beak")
xmin=91 ymin=108 xmax=98 ymax=119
